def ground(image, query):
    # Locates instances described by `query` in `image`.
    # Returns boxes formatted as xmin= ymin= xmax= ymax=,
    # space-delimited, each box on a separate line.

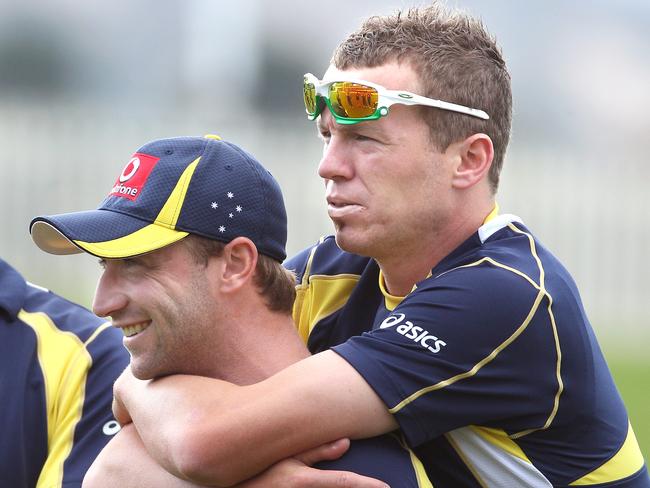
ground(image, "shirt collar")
xmin=377 ymin=269 xmax=407 ymax=311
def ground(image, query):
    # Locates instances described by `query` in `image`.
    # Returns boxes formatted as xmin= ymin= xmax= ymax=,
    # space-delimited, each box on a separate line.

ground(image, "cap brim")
xmin=30 ymin=209 xmax=188 ymax=259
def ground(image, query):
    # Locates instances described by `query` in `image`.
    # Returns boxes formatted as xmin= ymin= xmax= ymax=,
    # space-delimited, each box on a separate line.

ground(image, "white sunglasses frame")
xmin=303 ymin=72 xmax=490 ymax=124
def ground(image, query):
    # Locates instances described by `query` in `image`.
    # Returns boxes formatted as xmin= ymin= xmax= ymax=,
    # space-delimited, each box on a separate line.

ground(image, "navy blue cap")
xmin=30 ymin=135 xmax=287 ymax=262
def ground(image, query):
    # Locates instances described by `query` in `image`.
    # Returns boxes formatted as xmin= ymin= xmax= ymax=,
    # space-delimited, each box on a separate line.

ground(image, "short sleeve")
xmin=334 ymin=263 xmax=562 ymax=448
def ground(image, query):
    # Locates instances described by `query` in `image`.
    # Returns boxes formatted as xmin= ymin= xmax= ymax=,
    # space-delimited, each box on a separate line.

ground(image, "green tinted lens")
xmin=328 ymin=82 xmax=379 ymax=118
xmin=303 ymin=80 xmax=318 ymax=115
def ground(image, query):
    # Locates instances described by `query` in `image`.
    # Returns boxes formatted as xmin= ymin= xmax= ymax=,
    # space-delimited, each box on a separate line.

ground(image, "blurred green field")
xmin=607 ymin=353 xmax=650 ymax=460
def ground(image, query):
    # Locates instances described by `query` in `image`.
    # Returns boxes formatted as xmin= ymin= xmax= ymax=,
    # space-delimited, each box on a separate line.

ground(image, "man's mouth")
xmin=326 ymin=192 xmax=365 ymax=213
xmin=327 ymin=201 xmax=364 ymax=217
xmin=121 ymin=322 xmax=150 ymax=337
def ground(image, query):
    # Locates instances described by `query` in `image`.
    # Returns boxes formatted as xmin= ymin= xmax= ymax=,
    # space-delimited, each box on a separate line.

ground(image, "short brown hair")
xmin=331 ymin=3 xmax=512 ymax=192
xmin=184 ymin=235 xmax=296 ymax=315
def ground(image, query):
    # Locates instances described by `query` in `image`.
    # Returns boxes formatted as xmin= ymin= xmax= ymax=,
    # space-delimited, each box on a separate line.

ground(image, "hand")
xmin=232 ymin=439 xmax=390 ymax=488
xmin=112 ymin=366 xmax=135 ymax=425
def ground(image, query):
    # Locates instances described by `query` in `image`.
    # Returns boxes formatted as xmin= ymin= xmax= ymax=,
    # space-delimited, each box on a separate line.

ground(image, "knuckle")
xmin=335 ymin=472 xmax=353 ymax=487
xmin=288 ymin=468 xmax=311 ymax=487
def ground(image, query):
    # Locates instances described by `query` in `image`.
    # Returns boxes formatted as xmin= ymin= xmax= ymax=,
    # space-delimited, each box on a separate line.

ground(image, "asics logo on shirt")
xmin=380 ymin=313 xmax=447 ymax=354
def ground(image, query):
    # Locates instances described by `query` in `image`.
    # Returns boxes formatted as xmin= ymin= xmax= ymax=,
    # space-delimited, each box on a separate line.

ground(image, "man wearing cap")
xmin=70 ymin=4 xmax=648 ymax=488
xmin=0 ymin=257 xmax=129 ymax=487
xmin=32 ymin=135 xmax=432 ymax=487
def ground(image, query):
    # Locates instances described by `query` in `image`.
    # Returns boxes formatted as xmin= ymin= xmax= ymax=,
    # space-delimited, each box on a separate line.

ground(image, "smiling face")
xmin=92 ymin=239 xmax=221 ymax=380
xmin=317 ymin=61 xmax=458 ymax=262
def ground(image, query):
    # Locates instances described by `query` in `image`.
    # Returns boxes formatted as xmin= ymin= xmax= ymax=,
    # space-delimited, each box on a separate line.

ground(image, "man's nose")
xmin=92 ymin=265 xmax=128 ymax=320
xmin=318 ymin=137 xmax=355 ymax=182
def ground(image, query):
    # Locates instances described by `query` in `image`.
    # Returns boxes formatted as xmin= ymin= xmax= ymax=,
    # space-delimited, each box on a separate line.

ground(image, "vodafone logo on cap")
xmin=109 ymin=153 xmax=160 ymax=201
xmin=119 ymin=157 xmax=141 ymax=183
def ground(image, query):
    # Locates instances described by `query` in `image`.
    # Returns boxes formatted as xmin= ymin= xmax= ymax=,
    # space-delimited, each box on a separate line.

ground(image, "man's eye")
xmin=122 ymin=258 xmax=140 ymax=268
xmin=354 ymin=134 xmax=374 ymax=142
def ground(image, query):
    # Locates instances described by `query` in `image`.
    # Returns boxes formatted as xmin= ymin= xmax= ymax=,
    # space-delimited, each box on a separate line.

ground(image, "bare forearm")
xmin=119 ymin=373 xmax=303 ymax=485
xmin=116 ymin=352 xmax=397 ymax=485
xmin=117 ymin=373 xmax=242 ymax=483
xmin=83 ymin=424 xmax=205 ymax=488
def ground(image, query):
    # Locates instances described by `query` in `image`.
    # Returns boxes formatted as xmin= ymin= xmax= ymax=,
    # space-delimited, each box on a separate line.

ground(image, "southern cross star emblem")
xmin=210 ymin=193 xmax=243 ymax=233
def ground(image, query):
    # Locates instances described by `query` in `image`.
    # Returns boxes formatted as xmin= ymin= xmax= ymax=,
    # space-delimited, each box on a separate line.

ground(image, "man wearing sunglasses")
xmin=97 ymin=5 xmax=648 ymax=488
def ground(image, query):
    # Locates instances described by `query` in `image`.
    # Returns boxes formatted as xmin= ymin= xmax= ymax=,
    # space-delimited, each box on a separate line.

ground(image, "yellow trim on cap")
xmin=204 ymin=134 xmax=222 ymax=140
xmin=74 ymin=225 xmax=189 ymax=258
xmin=155 ymin=158 xmax=200 ymax=228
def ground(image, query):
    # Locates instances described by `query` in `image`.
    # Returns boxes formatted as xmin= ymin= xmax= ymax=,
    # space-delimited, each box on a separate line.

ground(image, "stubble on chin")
xmin=333 ymin=230 xmax=372 ymax=258
xmin=128 ymin=355 xmax=166 ymax=381
xmin=128 ymin=363 xmax=152 ymax=381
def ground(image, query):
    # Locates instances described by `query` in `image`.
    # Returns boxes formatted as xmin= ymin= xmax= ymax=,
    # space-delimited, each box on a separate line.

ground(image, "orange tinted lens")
xmin=303 ymin=81 xmax=317 ymax=115
xmin=328 ymin=82 xmax=378 ymax=118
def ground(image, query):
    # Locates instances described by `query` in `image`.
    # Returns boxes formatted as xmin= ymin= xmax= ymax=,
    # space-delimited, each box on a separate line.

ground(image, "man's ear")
xmin=451 ymin=133 xmax=494 ymax=190
xmin=213 ymin=237 xmax=258 ymax=294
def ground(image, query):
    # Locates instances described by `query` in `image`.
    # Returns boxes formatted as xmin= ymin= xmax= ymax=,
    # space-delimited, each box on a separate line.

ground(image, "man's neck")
xmin=211 ymin=312 xmax=309 ymax=386
xmin=379 ymin=201 xmax=494 ymax=296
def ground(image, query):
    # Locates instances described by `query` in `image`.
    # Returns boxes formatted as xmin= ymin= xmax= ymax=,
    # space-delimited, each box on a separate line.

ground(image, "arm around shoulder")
xmin=118 ymin=351 xmax=397 ymax=486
